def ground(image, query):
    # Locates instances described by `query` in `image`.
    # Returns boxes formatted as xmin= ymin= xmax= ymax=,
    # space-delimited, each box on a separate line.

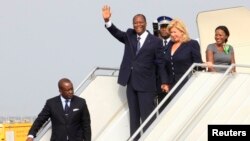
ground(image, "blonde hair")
xmin=167 ymin=19 xmax=190 ymax=42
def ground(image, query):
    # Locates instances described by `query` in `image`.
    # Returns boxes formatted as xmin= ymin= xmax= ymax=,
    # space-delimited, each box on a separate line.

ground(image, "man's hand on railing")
xmin=26 ymin=137 xmax=33 ymax=141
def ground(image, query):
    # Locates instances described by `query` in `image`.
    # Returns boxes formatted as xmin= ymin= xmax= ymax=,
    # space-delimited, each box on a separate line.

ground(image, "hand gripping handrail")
xmin=35 ymin=67 xmax=119 ymax=140
xmin=128 ymin=63 xmax=235 ymax=141
xmin=174 ymin=64 xmax=235 ymax=140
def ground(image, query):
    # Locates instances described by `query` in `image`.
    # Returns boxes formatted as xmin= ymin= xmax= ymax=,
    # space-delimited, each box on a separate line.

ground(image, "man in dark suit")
xmin=102 ymin=5 xmax=167 ymax=140
xmin=26 ymin=78 xmax=91 ymax=141
xmin=154 ymin=16 xmax=173 ymax=113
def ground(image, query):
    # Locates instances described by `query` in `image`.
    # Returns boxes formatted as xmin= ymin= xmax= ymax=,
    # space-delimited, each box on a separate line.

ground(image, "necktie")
xmin=65 ymin=99 xmax=70 ymax=115
xmin=136 ymin=36 xmax=141 ymax=55
xmin=163 ymin=39 xmax=168 ymax=54
xmin=164 ymin=39 xmax=167 ymax=47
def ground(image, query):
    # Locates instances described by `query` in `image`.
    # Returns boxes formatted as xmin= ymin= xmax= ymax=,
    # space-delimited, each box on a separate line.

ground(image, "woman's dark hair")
xmin=215 ymin=25 xmax=230 ymax=43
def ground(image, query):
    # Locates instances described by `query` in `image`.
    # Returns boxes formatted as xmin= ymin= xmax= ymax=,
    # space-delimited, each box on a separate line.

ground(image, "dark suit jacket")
xmin=28 ymin=95 xmax=91 ymax=141
xmin=106 ymin=24 xmax=167 ymax=91
xmin=164 ymin=39 xmax=203 ymax=85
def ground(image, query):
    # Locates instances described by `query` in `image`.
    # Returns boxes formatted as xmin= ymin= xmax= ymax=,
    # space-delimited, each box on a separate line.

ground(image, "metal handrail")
xmin=174 ymin=64 xmax=235 ymax=140
xmin=128 ymin=63 xmax=236 ymax=141
xmin=34 ymin=64 xmax=250 ymax=140
xmin=75 ymin=67 xmax=119 ymax=95
xmin=174 ymin=63 xmax=250 ymax=140
xmin=35 ymin=67 xmax=119 ymax=140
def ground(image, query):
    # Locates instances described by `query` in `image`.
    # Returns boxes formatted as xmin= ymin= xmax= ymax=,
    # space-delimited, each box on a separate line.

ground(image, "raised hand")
xmin=102 ymin=5 xmax=111 ymax=22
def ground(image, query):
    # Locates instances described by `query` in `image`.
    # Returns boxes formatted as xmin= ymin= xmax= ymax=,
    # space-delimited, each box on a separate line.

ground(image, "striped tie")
xmin=136 ymin=36 xmax=141 ymax=54
xmin=164 ymin=39 xmax=167 ymax=47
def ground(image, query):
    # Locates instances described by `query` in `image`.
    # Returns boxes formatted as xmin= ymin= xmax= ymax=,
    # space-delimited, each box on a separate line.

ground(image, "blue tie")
xmin=136 ymin=36 xmax=141 ymax=55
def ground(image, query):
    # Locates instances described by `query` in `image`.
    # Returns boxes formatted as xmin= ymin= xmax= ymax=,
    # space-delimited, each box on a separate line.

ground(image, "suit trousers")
xmin=126 ymin=77 xmax=156 ymax=140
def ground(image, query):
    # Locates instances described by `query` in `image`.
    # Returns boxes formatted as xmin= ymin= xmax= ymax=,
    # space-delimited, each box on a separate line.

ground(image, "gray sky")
xmin=1 ymin=0 xmax=249 ymax=117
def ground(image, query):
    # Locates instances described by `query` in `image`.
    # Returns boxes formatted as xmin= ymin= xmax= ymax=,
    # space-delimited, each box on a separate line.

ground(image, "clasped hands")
xmin=161 ymin=84 xmax=170 ymax=93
